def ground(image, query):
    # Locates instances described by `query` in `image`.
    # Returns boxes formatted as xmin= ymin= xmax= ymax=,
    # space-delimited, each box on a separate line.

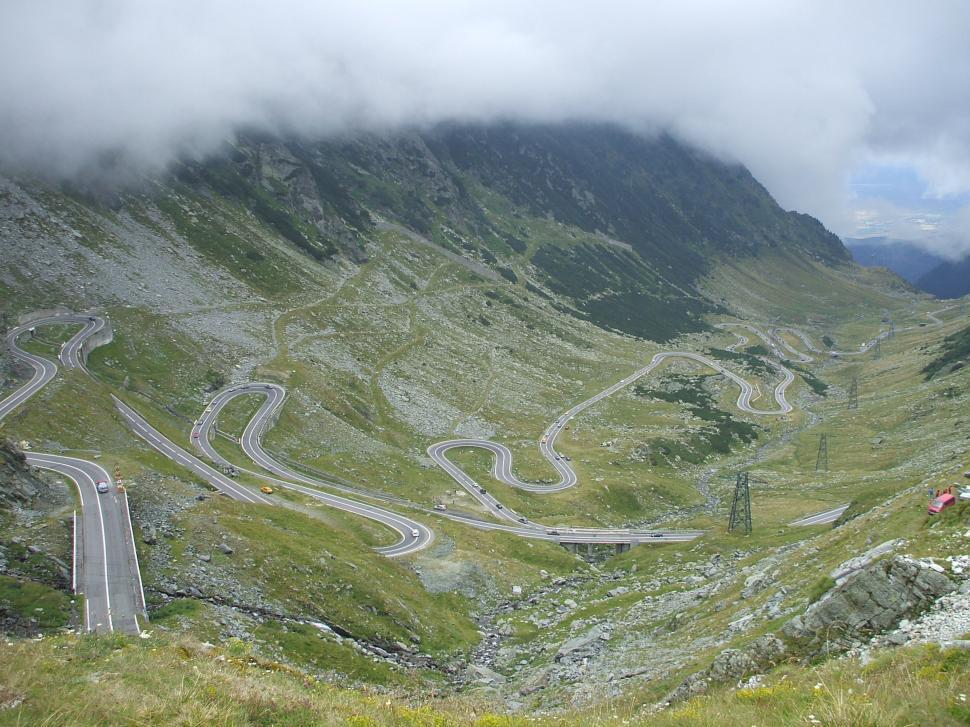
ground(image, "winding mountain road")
xmin=192 ymin=384 xmax=702 ymax=545
xmin=428 ymin=349 xmax=794 ymax=507
xmin=1 ymin=315 xmax=145 ymax=634
xmin=189 ymin=383 xmax=433 ymax=556
xmin=0 ymin=314 xmax=104 ymax=420
xmin=725 ymin=305 xmax=959 ymax=365
xmin=9 ymin=302 xmax=956 ymax=575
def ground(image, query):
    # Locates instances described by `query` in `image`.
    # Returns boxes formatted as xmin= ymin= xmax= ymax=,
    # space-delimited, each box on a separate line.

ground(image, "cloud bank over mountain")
xmin=1 ymin=1 xmax=968 ymax=251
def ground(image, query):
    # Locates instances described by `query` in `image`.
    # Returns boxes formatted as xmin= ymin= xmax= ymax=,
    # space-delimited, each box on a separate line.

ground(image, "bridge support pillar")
xmin=614 ymin=543 xmax=631 ymax=555
xmin=561 ymin=542 xmax=579 ymax=554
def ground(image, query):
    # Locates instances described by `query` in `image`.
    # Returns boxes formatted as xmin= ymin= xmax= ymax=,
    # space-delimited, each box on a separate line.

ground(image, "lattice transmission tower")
xmin=816 ymin=433 xmax=829 ymax=472
xmin=728 ymin=472 xmax=752 ymax=535
xmin=848 ymin=377 xmax=858 ymax=410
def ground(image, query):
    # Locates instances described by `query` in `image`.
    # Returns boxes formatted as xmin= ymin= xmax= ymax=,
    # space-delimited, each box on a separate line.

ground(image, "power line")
xmin=728 ymin=471 xmax=752 ymax=535
xmin=873 ymin=337 xmax=881 ymax=360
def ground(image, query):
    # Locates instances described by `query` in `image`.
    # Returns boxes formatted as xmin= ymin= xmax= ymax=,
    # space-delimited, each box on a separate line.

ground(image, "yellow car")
xmin=260 ymin=486 xmax=274 ymax=495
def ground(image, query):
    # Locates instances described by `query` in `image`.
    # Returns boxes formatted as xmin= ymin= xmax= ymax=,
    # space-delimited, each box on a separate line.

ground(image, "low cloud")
xmin=920 ymin=205 xmax=970 ymax=261
xmin=1 ymin=1 xmax=969 ymax=252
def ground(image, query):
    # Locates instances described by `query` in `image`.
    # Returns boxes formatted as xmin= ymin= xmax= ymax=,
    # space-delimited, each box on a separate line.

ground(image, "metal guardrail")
xmin=120 ymin=488 xmax=149 ymax=619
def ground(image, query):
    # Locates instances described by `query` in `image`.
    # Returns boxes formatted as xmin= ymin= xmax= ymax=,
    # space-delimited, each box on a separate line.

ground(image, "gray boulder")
xmin=468 ymin=664 xmax=506 ymax=685
xmin=556 ymin=625 xmax=604 ymax=660
xmin=741 ymin=569 xmax=775 ymax=599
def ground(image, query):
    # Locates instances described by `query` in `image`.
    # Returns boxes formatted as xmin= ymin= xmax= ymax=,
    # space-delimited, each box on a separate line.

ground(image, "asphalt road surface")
xmin=789 ymin=504 xmax=850 ymax=527
xmin=27 ymin=453 xmax=146 ymax=634
xmin=113 ymin=395 xmax=274 ymax=507
xmin=12 ymin=306 xmax=947 ymax=569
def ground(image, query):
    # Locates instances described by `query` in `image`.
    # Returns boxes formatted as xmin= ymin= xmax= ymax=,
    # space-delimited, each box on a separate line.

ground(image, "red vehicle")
xmin=928 ymin=492 xmax=956 ymax=515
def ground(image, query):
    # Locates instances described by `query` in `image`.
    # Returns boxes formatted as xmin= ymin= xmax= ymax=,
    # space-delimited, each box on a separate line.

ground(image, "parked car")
xmin=434 ymin=503 xmax=447 ymax=511
xmin=929 ymin=492 xmax=956 ymax=514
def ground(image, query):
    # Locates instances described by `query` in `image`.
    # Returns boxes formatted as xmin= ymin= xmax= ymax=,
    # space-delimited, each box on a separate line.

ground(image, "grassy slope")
xmin=1 ymin=632 xmax=967 ymax=725
xmin=923 ymin=320 xmax=970 ymax=378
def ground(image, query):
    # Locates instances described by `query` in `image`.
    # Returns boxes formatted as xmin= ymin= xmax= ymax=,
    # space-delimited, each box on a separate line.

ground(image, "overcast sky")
xmin=2 ymin=1 xmax=969 ymax=256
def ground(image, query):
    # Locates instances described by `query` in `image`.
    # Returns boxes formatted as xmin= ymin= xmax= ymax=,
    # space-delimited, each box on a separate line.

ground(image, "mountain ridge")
xmin=15 ymin=122 xmax=848 ymax=342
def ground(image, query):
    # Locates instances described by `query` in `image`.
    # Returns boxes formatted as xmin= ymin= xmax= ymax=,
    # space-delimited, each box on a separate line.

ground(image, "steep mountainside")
xmin=846 ymin=237 xmax=945 ymax=284
xmin=1 ymin=123 xmax=847 ymax=343
xmin=846 ymin=237 xmax=970 ymax=299
xmin=917 ymin=254 xmax=970 ymax=299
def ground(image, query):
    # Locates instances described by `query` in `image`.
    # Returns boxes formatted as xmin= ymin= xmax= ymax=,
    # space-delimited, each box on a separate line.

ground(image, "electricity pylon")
xmin=816 ymin=433 xmax=829 ymax=472
xmin=728 ymin=472 xmax=752 ymax=535
xmin=848 ymin=377 xmax=858 ymax=410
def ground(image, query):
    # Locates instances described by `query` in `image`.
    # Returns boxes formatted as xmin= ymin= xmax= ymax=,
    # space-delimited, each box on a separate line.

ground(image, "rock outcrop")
xmin=663 ymin=554 xmax=954 ymax=706
xmin=0 ymin=440 xmax=51 ymax=507
xmin=783 ymin=555 xmax=954 ymax=653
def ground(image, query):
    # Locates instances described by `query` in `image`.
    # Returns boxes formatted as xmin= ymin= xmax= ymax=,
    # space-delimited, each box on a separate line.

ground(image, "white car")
xmin=410 ymin=528 xmax=420 ymax=538
xmin=95 ymin=480 xmax=110 ymax=494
